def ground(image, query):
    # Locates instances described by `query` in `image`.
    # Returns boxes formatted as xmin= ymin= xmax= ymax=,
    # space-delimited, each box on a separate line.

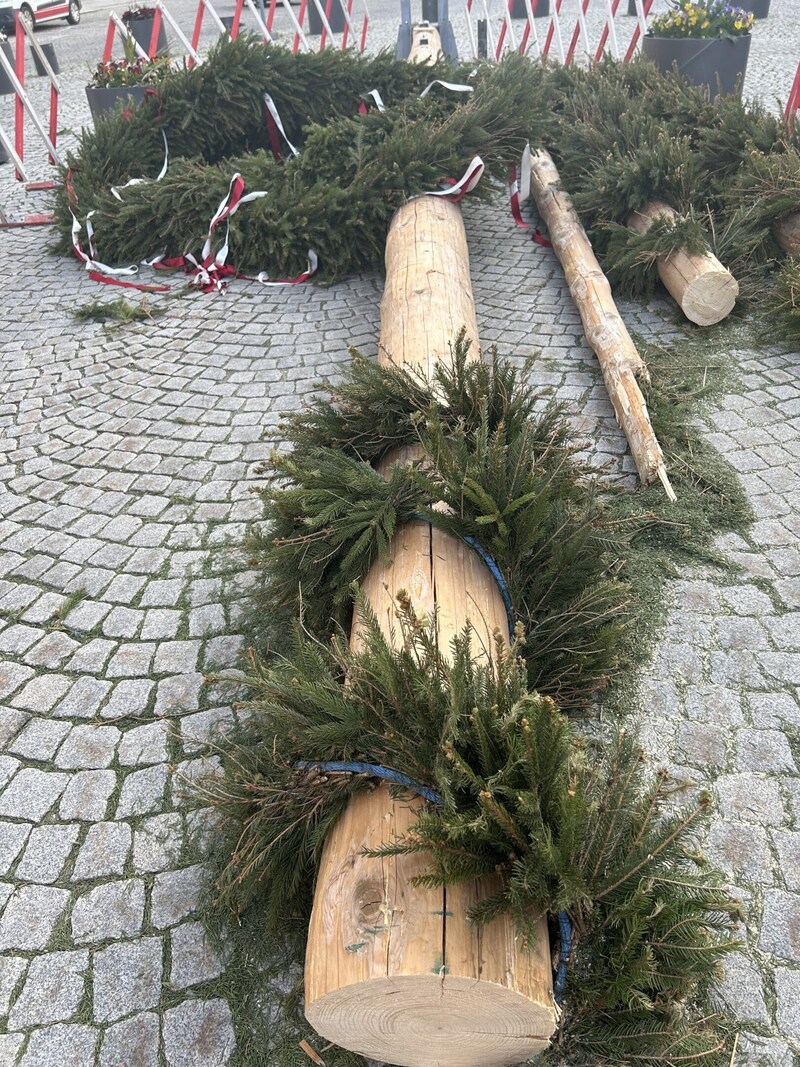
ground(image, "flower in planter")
xmin=89 ymin=54 xmax=169 ymax=88
xmin=649 ymin=0 xmax=754 ymax=37
xmin=122 ymin=4 xmax=158 ymax=20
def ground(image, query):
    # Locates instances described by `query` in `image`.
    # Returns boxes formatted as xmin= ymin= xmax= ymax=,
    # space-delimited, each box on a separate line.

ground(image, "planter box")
xmin=123 ymin=13 xmax=169 ymax=56
xmin=307 ymin=0 xmax=346 ymax=34
xmin=0 ymin=39 xmax=15 ymax=96
xmin=642 ymin=33 xmax=751 ymax=98
xmin=32 ymin=42 xmax=60 ymax=76
xmin=745 ymin=0 xmax=769 ymax=16
xmin=510 ymin=0 xmax=548 ymax=14
xmin=85 ymin=84 xmax=149 ymax=124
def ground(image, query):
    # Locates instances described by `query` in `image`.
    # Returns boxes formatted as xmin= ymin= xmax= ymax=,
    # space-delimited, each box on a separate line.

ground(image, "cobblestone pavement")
xmin=1 ymin=2 xmax=800 ymax=1065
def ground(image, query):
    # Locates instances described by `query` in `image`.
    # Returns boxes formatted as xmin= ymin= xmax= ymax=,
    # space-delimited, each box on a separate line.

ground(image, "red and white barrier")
xmin=291 ymin=0 xmax=369 ymax=53
xmin=470 ymin=0 xmax=652 ymax=64
xmin=104 ymin=2 xmax=200 ymax=63
xmin=785 ymin=61 xmax=800 ymax=128
xmin=0 ymin=9 xmax=61 ymax=212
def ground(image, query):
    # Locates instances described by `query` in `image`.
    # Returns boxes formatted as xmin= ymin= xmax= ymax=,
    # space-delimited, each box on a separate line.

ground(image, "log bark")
xmin=528 ymin=149 xmax=676 ymax=500
xmin=775 ymin=211 xmax=800 ymax=256
xmin=305 ymin=196 xmax=558 ymax=1067
xmin=627 ymin=200 xmax=738 ymax=327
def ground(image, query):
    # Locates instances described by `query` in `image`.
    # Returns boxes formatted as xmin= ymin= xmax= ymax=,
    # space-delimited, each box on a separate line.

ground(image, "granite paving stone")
xmin=93 ymin=938 xmax=163 ymax=1023
xmin=0 ymin=886 xmax=70 ymax=951
xmin=98 ymin=1012 xmax=161 ymax=1067
xmin=7 ymin=951 xmax=89 ymax=1029
xmin=17 ymin=1024 xmax=99 ymax=1067
xmin=71 ymin=880 xmax=145 ymax=944
xmin=14 ymin=824 xmax=81 ymax=884
xmin=71 ymin=823 xmax=132 ymax=881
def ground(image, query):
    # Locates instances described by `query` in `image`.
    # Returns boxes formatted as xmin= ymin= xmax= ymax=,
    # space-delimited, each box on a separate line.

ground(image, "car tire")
xmin=66 ymin=0 xmax=80 ymax=23
xmin=18 ymin=4 xmax=35 ymax=30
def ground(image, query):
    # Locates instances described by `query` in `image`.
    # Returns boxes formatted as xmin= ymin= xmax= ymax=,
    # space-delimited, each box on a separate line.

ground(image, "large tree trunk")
xmin=775 ymin=211 xmax=800 ymax=256
xmin=528 ymin=149 xmax=675 ymax=500
xmin=304 ymin=196 xmax=559 ymax=1067
xmin=627 ymin=200 xmax=738 ymax=326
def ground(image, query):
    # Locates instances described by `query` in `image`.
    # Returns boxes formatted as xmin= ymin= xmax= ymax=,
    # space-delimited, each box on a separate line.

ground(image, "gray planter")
xmin=307 ymin=0 xmax=345 ymax=34
xmin=85 ymin=84 xmax=149 ymax=124
xmin=511 ymin=0 xmax=548 ymax=15
xmin=123 ymin=13 xmax=169 ymax=56
xmin=32 ymin=42 xmax=59 ymax=76
xmin=745 ymin=0 xmax=769 ymax=17
xmin=0 ymin=39 xmax=15 ymax=96
xmin=641 ymin=33 xmax=751 ymax=98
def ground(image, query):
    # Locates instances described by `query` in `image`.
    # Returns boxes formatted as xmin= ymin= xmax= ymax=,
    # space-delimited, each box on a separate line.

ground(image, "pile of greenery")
xmin=199 ymin=339 xmax=750 ymax=1066
xmin=56 ymin=36 xmax=800 ymax=332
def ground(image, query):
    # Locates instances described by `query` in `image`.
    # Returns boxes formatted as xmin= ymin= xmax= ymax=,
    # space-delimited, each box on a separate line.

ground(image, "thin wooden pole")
xmin=528 ymin=149 xmax=676 ymax=500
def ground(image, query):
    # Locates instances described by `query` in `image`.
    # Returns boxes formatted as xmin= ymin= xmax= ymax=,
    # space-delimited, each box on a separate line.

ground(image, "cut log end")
xmin=679 ymin=267 xmax=739 ymax=327
xmin=775 ymin=211 xmax=800 ymax=256
xmin=306 ymin=974 xmax=557 ymax=1067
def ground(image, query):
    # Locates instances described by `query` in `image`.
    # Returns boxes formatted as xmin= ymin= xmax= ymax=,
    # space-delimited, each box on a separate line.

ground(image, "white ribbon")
xmin=111 ymin=130 xmax=169 ymax=202
xmin=519 ymin=142 xmax=531 ymax=204
xmin=365 ymin=88 xmax=386 ymax=112
xmin=425 ymin=155 xmax=484 ymax=199
xmin=419 ymin=79 xmax=474 ymax=97
xmin=264 ymin=93 xmax=299 ymax=158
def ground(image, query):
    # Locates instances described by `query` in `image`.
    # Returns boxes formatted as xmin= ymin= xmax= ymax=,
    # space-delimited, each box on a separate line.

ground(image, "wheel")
xmin=66 ymin=0 xmax=80 ymax=23
xmin=18 ymin=4 xmax=35 ymax=31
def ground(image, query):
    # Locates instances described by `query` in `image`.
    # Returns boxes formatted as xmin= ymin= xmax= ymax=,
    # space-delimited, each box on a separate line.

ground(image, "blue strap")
xmin=554 ymin=910 xmax=572 ymax=1003
xmin=295 ymin=760 xmax=443 ymax=805
xmin=461 ymin=534 xmax=516 ymax=635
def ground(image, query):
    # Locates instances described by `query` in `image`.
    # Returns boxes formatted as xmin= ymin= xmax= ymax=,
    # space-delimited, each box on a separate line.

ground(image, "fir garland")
xmin=200 ymin=340 xmax=749 ymax=1065
xmin=248 ymin=338 xmax=630 ymax=711
xmin=56 ymin=40 xmax=800 ymax=322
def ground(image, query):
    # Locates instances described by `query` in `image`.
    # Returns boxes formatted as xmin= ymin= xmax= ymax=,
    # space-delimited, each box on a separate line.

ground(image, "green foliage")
xmin=74 ymin=295 xmax=162 ymax=327
xmin=602 ymin=213 xmax=711 ymax=298
xmin=56 ymin=41 xmax=799 ymax=323
xmin=249 ymin=337 xmax=629 ymax=709
xmin=55 ymin=43 xmax=558 ymax=280
xmin=205 ymin=603 xmax=740 ymax=1064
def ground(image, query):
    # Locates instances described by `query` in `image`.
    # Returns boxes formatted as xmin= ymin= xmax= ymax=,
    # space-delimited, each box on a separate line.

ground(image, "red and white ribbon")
xmin=111 ymin=130 xmax=169 ymax=202
xmin=264 ymin=93 xmax=299 ymax=159
xmin=419 ymin=79 xmax=474 ymax=98
xmin=71 ymin=211 xmax=169 ymax=291
xmin=254 ymin=249 xmax=319 ymax=285
xmin=363 ymin=88 xmax=386 ymax=111
xmin=509 ymin=164 xmax=528 ymax=230
xmin=425 ymin=155 xmax=484 ymax=203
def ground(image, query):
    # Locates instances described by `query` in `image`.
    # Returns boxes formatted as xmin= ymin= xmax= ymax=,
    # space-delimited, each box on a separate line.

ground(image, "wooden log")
xmin=775 ymin=211 xmax=800 ymax=256
xmin=528 ymin=149 xmax=676 ymax=500
xmin=305 ymin=196 xmax=558 ymax=1067
xmin=627 ymin=200 xmax=738 ymax=327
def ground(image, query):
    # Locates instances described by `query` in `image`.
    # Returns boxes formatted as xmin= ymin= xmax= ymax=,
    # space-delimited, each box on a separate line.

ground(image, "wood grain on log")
xmin=528 ymin=150 xmax=676 ymax=500
xmin=627 ymin=200 xmax=738 ymax=326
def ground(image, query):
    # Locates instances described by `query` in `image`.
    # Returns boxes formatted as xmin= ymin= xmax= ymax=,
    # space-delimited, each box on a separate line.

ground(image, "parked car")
xmin=0 ymin=0 xmax=81 ymax=33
